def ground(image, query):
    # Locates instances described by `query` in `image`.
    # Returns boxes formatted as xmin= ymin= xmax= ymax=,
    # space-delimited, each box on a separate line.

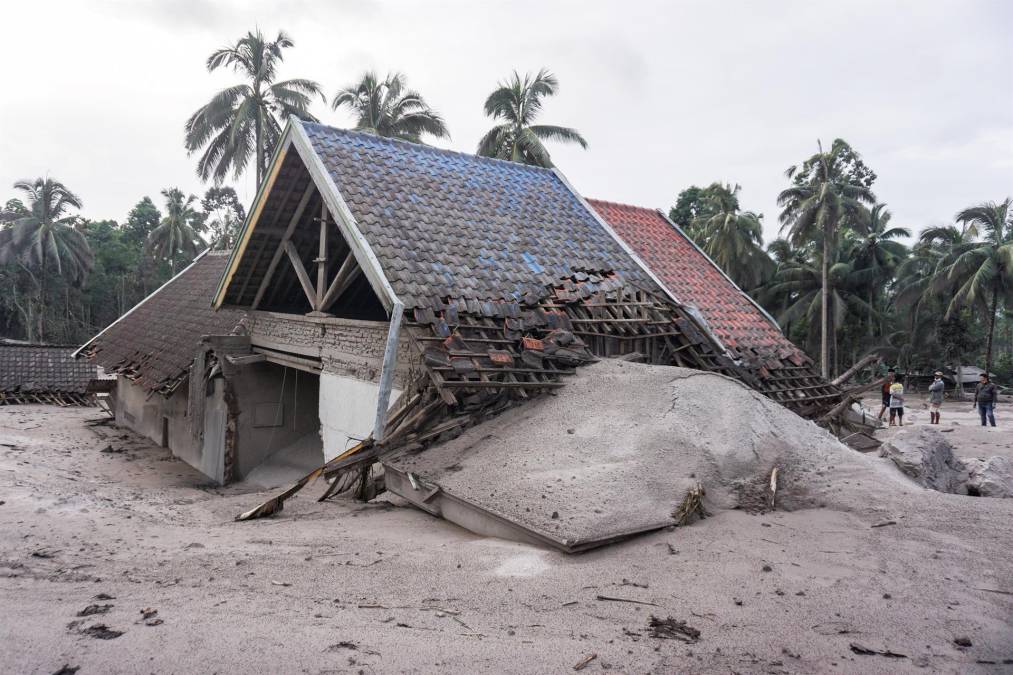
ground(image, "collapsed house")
xmin=76 ymin=253 xmax=248 ymax=482
xmin=0 ymin=342 xmax=100 ymax=406
xmin=77 ymin=119 xmax=843 ymax=548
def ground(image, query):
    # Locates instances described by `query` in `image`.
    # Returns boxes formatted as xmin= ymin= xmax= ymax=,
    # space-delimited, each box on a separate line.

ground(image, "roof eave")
xmin=212 ymin=127 xmax=293 ymax=310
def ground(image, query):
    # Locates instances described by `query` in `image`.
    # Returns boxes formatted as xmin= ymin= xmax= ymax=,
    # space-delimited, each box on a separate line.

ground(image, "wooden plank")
xmin=251 ymin=183 xmax=316 ymax=309
xmin=438 ymin=380 xmax=565 ymax=389
xmin=284 ymin=240 xmax=318 ymax=308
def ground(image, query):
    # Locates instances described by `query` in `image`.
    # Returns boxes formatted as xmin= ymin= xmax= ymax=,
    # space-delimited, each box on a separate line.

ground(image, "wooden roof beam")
xmin=251 ymin=183 xmax=316 ymax=309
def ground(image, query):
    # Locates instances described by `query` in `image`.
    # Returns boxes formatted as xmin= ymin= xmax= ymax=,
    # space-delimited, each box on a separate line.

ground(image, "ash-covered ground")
xmin=1 ymin=397 xmax=1011 ymax=674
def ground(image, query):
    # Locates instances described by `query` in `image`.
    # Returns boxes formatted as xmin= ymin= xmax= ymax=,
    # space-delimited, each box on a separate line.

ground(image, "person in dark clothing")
xmin=973 ymin=373 xmax=998 ymax=427
xmin=878 ymin=369 xmax=896 ymax=421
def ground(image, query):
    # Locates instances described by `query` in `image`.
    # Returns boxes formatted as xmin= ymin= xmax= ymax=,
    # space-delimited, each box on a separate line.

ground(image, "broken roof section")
xmin=215 ymin=120 xmax=654 ymax=314
xmin=0 ymin=344 xmax=98 ymax=396
xmin=79 ymin=251 xmax=245 ymax=395
xmin=589 ymin=200 xmax=809 ymax=367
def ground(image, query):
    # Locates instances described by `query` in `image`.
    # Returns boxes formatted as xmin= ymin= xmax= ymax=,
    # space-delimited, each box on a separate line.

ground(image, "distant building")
xmin=0 ymin=343 xmax=99 ymax=405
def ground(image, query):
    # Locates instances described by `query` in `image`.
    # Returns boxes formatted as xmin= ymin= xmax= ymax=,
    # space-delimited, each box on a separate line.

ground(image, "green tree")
xmin=777 ymin=139 xmax=876 ymax=378
xmin=937 ymin=199 xmax=1013 ymax=373
xmin=201 ymin=186 xmax=246 ymax=250
xmin=691 ymin=183 xmax=773 ymax=290
xmin=0 ymin=178 xmax=93 ymax=340
xmin=765 ymin=235 xmax=875 ymax=373
xmin=477 ymin=69 xmax=586 ymax=168
xmin=146 ymin=188 xmax=201 ymax=274
xmin=123 ymin=197 xmax=162 ymax=246
xmin=1 ymin=198 xmax=28 ymax=223
xmin=669 ymin=186 xmax=708 ymax=231
xmin=895 ymin=225 xmax=981 ymax=396
xmin=184 ymin=29 xmax=323 ymax=186
xmin=852 ymin=203 xmax=910 ymax=337
xmin=331 ymin=71 xmax=449 ymax=143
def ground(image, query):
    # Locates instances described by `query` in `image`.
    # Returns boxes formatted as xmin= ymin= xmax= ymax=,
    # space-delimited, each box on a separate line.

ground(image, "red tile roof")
xmin=589 ymin=199 xmax=810 ymax=368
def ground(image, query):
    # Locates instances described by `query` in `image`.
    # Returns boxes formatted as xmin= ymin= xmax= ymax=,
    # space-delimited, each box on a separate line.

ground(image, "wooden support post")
xmin=283 ymin=240 xmax=318 ymax=308
xmin=251 ymin=183 xmax=315 ymax=309
xmin=315 ymin=204 xmax=328 ymax=307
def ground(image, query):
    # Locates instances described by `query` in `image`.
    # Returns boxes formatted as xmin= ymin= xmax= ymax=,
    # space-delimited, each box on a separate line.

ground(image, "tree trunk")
xmin=255 ymin=107 xmax=264 ymax=187
xmin=37 ymin=265 xmax=47 ymax=343
xmin=820 ymin=234 xmax=830 ymax=379
xmin=985 ymin=284 xmax=999 ymax=375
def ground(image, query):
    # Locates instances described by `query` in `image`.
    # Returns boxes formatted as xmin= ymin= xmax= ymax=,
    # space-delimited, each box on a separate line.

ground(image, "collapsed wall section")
xmin=245 ymin=311 xmax=414 ymax=461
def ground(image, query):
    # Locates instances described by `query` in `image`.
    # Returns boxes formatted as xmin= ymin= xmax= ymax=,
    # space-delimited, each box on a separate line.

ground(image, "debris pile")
xmin=383 ymin=360 xmax=864 ymax=551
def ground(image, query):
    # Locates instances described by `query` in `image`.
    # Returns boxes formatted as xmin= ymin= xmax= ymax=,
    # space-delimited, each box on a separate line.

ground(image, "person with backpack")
xmin=973 ymin=373 xmax=998 ymax=427
xmin=889 ymin=377 xmax=905 ymax=426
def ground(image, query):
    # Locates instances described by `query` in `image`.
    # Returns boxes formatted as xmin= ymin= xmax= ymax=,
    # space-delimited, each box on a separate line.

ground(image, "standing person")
xmin=928 ymin=371 xmax=945 ymax=424
xmin=878 ymin=368 xmax=896 ymax=421
xmin=889 ymin=377 xmax=905 ymax=426
xmin=973 ymin=373 xmax=998 ymax=427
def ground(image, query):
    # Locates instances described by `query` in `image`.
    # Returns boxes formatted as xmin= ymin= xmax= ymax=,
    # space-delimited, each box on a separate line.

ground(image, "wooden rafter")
xmin=319 ymin=250 xmax=362 ymax=313
xmin=251 ymin=183 xmax=316 ymax=309
xmin=235 ymin=176 xmax=301 ymax=301
xmin=283 ymin=240 xmax=317 ymax=307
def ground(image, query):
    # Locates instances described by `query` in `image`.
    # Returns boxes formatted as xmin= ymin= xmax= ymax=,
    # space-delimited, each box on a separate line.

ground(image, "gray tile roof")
xmin=0 ymin=344 xmax=98 ymax=394
xmin=300 ymin=123 xmax=653 ymax=309
xmin=81 ymin=252 xmax=245 ymax=395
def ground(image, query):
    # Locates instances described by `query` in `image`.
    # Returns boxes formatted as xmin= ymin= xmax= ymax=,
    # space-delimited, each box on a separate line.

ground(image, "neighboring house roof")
xmin=219 ymin=122 xmax=654 ymax=311
xmin=0 ymin=344 xmax=98 ymax=394
xmin=588 ymin=200 xmax=809 ymax=367
xmin=79 ymin=251 xmax=245 ymax=395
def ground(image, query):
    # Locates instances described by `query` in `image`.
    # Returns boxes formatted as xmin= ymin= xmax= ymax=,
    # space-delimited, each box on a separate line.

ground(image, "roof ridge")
xmin=586 ymin=197 xmax=661 ymax=212
xmin=301 ymin=121 xmax=559 ymax=175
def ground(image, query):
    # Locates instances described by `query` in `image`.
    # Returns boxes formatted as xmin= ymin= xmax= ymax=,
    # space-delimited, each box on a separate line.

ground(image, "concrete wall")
xmin=318 ymin=372 xmax=402 ymax=461
xmin=229 ymin=361 xmax=323 ymax=478
xmin=115 ymin=377 xmax=220 ymax=482
xmin=248 ymin=311 xmax=414 ymax=386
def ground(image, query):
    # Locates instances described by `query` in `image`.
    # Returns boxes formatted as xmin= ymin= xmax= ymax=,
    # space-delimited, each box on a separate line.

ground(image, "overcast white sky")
xmin=2 ymin=0 xmax=1011 ymax=243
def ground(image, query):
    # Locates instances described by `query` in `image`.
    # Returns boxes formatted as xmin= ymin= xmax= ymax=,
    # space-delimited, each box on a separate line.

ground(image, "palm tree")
xmin=146 ymin=189 xmax=202 ymax=274
xmin=935 ymin=199 xmax=1013 ymax=374
xmin=477 ymin=69 xmax=587 ymax=167
xmin=852 ymin=203 xmax=910 ymax=337
xmin=766 ymin=236 xmax=875 ymax=374
xmin=777 ymin=139 xmax=876 ymax=378
xmin=894 ymin=225 xmax=972 ymax=397
xmin=692 ymin=183 xmax=773 ymax=290
xmin=332 ymin=72 xmax=449 ymax=143
xmin=184 ymin=29 xmax=323 ymax=186
xmin=0 ymin=178 xmax=93 ymax=341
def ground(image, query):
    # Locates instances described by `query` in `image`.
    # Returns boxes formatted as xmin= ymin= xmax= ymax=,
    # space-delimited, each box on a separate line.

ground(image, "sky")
xmin=1 ymin=0 xmax=1011 ymax=244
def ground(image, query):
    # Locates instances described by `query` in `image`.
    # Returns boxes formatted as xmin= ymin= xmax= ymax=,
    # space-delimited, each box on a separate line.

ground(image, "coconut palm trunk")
xmin=986 ymin=284 xmax=999 ymax=374
xmin=821 ymin=235 xmax=831 ymax=378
